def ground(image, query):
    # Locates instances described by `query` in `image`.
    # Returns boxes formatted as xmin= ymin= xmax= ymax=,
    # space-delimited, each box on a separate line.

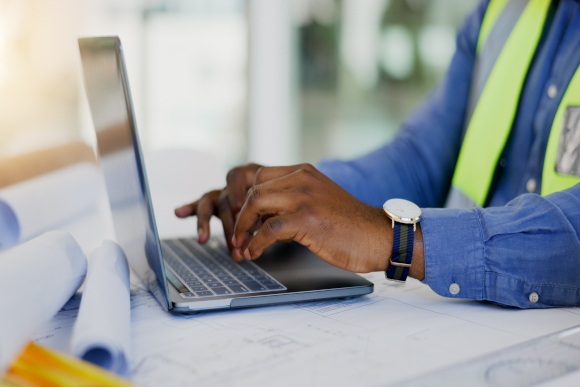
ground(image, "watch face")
xmin=383 ymin=198 xmax=422 ymax=223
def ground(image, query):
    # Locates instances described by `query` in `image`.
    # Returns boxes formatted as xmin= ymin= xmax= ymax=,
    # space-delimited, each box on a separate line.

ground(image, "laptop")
xmin=78 ymin=36 xmax=373 ymax=313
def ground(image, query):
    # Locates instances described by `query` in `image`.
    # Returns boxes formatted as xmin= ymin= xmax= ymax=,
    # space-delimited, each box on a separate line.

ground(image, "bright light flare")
xmin=0 ymin=15 xmax=6 ymax=87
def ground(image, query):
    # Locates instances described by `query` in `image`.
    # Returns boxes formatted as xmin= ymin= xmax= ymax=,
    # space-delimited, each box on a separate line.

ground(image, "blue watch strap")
xmin=386 ymin=222 xmax=414 ymax=282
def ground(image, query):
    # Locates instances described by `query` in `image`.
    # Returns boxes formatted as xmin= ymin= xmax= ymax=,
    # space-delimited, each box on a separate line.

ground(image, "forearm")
xmin=417 ymin=186 xmax=580 ymax=308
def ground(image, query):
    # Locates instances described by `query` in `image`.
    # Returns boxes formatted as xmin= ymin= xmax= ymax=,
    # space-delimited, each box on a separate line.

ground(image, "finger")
xmin=196 ymin=190 xmax=220 ymax=243
xmin=234 ymin=182 xmax=306 ymax=250
xmin=216 ymin=190 xmax=244 ymax=262
xmin=243 ymin=214 xmax=302 ymax=260
xmin=226 ymin=164 xmax=261 ymax=214
xmin=254 ymin=163 xmax=317 ymax=186
xmin=175 ymin=201 xmax=198 ymax=218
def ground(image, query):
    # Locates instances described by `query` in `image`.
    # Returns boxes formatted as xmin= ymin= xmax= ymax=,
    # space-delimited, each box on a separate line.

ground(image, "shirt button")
xmin=499 ymin=158 xmax=506 ymax=168
xmin=449 ymin=283 xmax=460 ymax=295
xmin=547 ymin=84 xmax=557 ymax=99
xmin=529 ymin=292 xmax=539 ymax=303
xmin=526 ymin=178 xmax=536 ymax=193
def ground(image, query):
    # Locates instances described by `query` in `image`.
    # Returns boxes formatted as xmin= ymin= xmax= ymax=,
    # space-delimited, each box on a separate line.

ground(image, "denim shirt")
xmin=318 ymin=0 xmax=580 ymax=308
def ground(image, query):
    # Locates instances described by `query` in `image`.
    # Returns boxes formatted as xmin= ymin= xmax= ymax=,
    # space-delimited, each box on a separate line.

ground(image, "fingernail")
xmin=198 ymin=228 xmax=204 ymax=239
xmin=244 ymin=248 xmax=251 ymax=260
xmin=232 ymin=248 xmax=241 ymax=260
xmin=231 ymin=235 xmax=237 ymax=247
xmin=175 ymin=206 xmax=187 ymax=216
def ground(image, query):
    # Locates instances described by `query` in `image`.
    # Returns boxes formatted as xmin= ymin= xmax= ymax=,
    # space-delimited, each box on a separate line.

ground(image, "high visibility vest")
xmin=445 ymin=0 xmax=580 ymax=208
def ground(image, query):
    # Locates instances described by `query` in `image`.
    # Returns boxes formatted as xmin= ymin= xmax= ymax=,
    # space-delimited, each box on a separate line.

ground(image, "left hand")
xmin=232 ymin=164 xmax=393 ymax=273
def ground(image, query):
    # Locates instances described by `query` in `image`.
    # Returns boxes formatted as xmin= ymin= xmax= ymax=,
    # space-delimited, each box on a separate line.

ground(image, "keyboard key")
xmin=212 ymin=287 xmax=232 ymax=295
xmin=228 ymin=285 xmax=249 ymax=293
xmin=243 ymin=281 xmax=266 ymax=291
xmin=181 ymin=292 xmax=196 ymax=298
xmin=164 ymin=238 xmax=286 ymax=294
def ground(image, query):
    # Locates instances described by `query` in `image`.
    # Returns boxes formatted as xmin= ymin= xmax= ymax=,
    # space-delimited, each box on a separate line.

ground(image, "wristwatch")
xmin=382 ymin=198 xmax=422 ymax=282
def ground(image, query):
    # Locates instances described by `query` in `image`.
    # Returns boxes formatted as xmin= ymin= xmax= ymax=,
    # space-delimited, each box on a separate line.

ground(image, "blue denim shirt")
xmin=318 ymin=0 xmax=580 ymax=308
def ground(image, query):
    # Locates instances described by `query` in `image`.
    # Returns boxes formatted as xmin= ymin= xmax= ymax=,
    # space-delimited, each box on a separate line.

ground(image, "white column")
xmin=247 ymin=0 xmax=299 ymax=166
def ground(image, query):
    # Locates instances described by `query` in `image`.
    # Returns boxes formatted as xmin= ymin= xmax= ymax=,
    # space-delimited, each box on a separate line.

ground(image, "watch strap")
xmin=386 ymin=222 xmax=414 ymax=282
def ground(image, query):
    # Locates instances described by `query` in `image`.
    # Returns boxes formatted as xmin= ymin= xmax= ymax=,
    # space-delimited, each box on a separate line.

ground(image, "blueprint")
xmin=71 ymin=241 xmax=131 ymax=376
xmin=0 ymin=162 xmax=104 ymax=249
xmin=33 ymin=272 xmax=580 ymax=387
xmin=0 ymin=231 xmax=87 ymax=374
xmin=394 ymin=325 xmax=580 ymax=387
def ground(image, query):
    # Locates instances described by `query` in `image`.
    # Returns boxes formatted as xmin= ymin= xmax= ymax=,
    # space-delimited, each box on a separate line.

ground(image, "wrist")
xmin=371 ymin=205 xmax=393 ymax=272
xmin=378 ymin=199 xmax=425 ymax=280
xmin=409 ymin=223 xmax=425 ymax=280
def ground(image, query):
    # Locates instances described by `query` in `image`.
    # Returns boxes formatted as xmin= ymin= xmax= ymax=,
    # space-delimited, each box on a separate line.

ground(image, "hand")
xmin=232 ymin=164 xmax=394 ymax=273
xmin=174 ymin=163 xmax=263 ymax=262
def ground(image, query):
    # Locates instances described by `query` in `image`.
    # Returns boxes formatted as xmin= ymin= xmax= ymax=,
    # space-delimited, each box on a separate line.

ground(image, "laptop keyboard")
xmin=161 ymin=238 xmax=286 ymax=299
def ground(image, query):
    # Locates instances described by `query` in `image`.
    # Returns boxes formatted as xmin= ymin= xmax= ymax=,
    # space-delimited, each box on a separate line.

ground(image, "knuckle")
xmin=297 ymin=168 xmax=310 ymax=177
xmin=198 ymin=192 xmax=212 ymax=207
xmin=264 ymin=217 xmax=283 ymax=237
xmin=226 ymin=167 xmax=242 ymax=182
xmin=254 ymin=166 xmax=266 ymax=182
xmin=295 ymin=169 xmax=317 ymax=189
xmin=246 ymin=186 xmax=261 ymax=206
xmin=304 ymin=209 xmax=319 ymax=225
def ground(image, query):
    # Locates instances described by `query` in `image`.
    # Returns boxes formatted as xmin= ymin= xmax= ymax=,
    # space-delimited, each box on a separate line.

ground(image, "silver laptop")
xmin=78 ymin=36 xmax=373 ymax=313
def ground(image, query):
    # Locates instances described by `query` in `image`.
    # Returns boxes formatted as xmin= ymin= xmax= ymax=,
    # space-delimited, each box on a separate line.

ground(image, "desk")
xmin=30 ymin=150 xmax=580 ymax=386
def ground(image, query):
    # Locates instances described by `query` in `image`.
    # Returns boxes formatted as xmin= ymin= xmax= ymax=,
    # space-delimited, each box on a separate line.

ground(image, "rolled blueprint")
xmin=0 ymin=231 xmax=87 ymax=375
xmin=70 ymin=241 xmax=131 ymax=376
xmin=0 ymin=162 xmax=103 ymax=249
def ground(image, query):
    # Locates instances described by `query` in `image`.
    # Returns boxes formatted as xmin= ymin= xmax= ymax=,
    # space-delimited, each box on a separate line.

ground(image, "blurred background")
xmin=0 ymin=0 xmax=478 ymax=172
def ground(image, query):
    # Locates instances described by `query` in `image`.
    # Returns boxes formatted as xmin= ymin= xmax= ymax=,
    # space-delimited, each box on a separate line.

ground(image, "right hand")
xmin=174 ymin=163 xmax=263 ymax=262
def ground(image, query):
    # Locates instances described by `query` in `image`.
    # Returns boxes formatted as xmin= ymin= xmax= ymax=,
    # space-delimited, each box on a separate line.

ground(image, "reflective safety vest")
xmin=445 ymin=0 xmax=580 ymax=208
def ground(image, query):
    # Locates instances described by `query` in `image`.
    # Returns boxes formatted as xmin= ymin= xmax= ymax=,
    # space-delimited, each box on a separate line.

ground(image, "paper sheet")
xmin=0 ymin=162 xmax=103 ymax=249
xmin=70 ymin=240 xmax=131 ymax=376
xmin=394 ymin=325 xmax=580 ymax=387
xmin=33 ymin=272 xmax=580 ymax=387
xmin=0 ymin=231 xmax=87 ymax=375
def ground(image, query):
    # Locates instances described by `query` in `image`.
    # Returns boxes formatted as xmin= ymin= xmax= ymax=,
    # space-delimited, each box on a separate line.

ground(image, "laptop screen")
xmin=78 ymin=37 xmax=171 ymax=311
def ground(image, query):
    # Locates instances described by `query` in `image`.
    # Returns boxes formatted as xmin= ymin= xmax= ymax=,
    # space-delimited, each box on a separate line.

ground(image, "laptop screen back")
xmin=78 ymin=37 xmax=171 ymax=311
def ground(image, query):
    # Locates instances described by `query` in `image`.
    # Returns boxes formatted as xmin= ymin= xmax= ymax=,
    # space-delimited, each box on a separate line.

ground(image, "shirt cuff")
xmin=420 ymin=207 xmax=486 ymax=301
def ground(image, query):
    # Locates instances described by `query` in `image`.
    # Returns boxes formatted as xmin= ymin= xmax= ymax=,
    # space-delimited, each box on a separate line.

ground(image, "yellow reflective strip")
xmin=478 ymin=0 xmax=511 ymax=54
xmin=542 ymin=68 xmax=580 ymax=196
xmin=452 ymin=0 xmax=550 ymax=206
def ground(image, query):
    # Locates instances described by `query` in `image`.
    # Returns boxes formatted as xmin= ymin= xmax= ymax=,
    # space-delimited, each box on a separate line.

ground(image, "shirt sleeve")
xmin=318 ymin=0 xmax=490 ymax=208
xmin=421 ymin=184 xmax=580 ymax=308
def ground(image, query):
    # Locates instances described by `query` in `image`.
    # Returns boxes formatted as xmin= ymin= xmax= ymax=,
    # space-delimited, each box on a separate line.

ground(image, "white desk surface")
xmin=31 ymin=150 xmax=580 ymax=386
